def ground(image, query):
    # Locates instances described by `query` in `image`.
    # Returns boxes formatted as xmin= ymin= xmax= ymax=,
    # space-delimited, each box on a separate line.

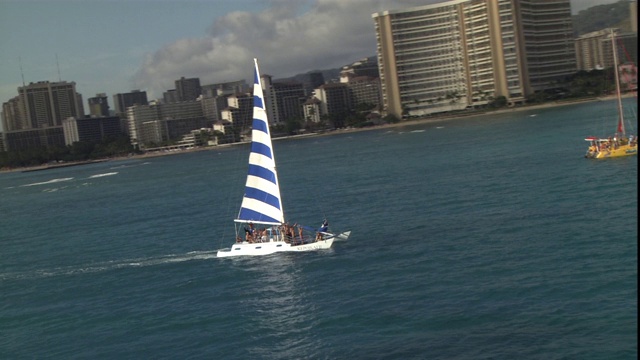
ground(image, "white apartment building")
xmin=372 ymin=0 xmax=576 ymax=119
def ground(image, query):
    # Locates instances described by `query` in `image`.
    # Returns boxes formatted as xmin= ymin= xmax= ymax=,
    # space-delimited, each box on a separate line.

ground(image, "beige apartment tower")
xmin=372 ymin=0 xmax=576 ymax=118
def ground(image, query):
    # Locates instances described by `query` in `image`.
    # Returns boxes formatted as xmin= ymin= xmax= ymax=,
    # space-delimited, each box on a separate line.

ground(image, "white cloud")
xmin=130 ymin=0 xmax=619 ymax=99
xmin=132 ymin=0 xmax=405 ymax=99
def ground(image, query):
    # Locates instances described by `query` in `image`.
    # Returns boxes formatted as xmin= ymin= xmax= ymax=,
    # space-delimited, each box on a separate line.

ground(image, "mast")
xmin=611 ymin=29 xmax=625 ymax=136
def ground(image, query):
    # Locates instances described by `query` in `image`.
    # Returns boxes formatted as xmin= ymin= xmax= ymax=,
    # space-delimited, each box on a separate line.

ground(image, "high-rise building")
xmin=0 ymin=81 xmax=83 ymax=151
xmin=163 ymin=89 xmax=180 ymax=104
xmin=272 ymin=82 xmax=306 ymax=124
xmin=17 ymin=81 xmax=84 ymax=129
xmin=224 ymin=93 xmax=253 ymax=129
xmin=372 ymin=0 xmax=576 ymax=118
xmin=1 ymin=97 xmax=23 ymax=131
xmin=576 ymin=29 xmax=638 ymax=71
xmin=303 ymin=97 xmax=322 ymax=123
xmin=261 ymin=74 xmax=279 ymax=125
xmin=175 ymin=77 xmax=201 ymax=102
xmin=126 ymin=100 xmax=205 ymax=148
xmin=201 ymin=95 xmax=229 ymax=123
xmin=88 ymin=93 xmax=110 ymax=117
xmin=517 ymin=1 xmax=576 ymax=91
xmin=346 ymin=76 xmax=382 ymax=110
xmin=340 ymin=58 xmax=379 ymax=83
xmin=113 ymin=90 xmax=148 ymax=116
xmin=314 ymin=83 xmax=351 ymax=127
xmin=296 ymin=72 xmax=326 ymax=96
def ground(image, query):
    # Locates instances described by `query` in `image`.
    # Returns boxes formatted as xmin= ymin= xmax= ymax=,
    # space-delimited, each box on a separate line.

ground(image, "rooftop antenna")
xmin=56 ymin=53 xmax=61 ymax=81
xmin=19 ymin=56 xmax=26 ymax=87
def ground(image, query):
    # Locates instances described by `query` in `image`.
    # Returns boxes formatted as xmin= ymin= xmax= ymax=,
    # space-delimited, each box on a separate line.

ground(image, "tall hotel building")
xmin=1 ymin=81 xmax=84 ymax=151
xmin=372 ymin=0 xmax=576 ymax=118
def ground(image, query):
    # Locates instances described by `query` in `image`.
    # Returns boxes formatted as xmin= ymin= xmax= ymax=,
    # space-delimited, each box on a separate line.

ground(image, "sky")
xmin=0 ymin=0 xmax=622 ymax=107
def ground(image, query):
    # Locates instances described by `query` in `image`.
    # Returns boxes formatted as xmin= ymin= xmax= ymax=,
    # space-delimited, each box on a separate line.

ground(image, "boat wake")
xmin=17 ymin=172 xmax=119 ymax=190
xmin=0 ymin=251 xmax=218 ymax=281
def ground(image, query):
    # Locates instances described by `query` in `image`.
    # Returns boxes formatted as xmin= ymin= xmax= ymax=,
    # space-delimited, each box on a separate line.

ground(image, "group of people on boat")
xmin=587 ymin=135 xmax=637 ymax=154
xmin=237 ymin=219 xmax=331 ymax=245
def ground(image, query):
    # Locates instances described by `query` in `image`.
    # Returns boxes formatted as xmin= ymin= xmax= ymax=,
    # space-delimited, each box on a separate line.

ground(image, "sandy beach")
xmin=2 ymin=93 xmax=635 ymax=174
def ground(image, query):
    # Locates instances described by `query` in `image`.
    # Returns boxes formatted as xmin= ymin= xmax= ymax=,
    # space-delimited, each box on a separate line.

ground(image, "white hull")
xmin=217 ymin=231 xmax=350 ymax=258
xmin=217 ymin=238 xmax=334 ymax=258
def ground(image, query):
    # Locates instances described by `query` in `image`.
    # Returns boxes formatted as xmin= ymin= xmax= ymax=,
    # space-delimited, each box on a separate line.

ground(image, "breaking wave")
xmin=20 ymin=178 xmax=74 ymax=187
xmin=88 ymin=172 xmax=118 ymax=178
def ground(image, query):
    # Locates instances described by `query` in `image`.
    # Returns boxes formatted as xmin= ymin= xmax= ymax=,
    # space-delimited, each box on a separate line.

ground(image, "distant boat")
xmin=217 ymin=59 xmax=350 ymax=258
xmin=585 ymin=30 xmax=637 ymax=159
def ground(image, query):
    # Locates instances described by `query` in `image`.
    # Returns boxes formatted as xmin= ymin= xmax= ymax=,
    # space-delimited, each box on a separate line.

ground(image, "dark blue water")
xmin=1 ymin=99 xmax=637 ymax=359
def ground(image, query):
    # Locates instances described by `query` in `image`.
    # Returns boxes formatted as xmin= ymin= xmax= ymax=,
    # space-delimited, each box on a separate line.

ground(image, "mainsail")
xmin=235 ymin=59 xmax=284 ymax=225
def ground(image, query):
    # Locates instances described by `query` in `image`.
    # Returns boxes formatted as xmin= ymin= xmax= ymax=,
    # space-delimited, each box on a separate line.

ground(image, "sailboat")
xmin=585 ymin=30 xmax=638 ymax=159
xmin=216 ymin=58 xmax=350 ymax=258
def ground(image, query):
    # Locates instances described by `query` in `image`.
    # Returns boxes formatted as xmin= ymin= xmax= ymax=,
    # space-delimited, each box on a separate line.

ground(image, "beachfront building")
xmin=271 ymin=81 xmax=306 ymax=125
xmin=303 ymin=97 xmax=322 ymax=123
xmin=260 ymin=74 xmax=307 ymax=126
xmin=372 ymin=0 xmax=576 ymax=119
xmin=314 ymin=83 xmax=352 ymax=127
xmin=62 ymin=116 xmax=122 ymax=145
xmin=575 ymin=28 xmax=638 ymax=92
xmin=126 ymin=100 xmax=206 ymax=149
xmin=346 ymin=76 xmax=382 ymax=110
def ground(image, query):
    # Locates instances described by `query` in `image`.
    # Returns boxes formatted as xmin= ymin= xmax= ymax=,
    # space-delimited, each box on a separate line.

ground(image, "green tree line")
xmin=0 ymin=135 xmax=136 ymax=169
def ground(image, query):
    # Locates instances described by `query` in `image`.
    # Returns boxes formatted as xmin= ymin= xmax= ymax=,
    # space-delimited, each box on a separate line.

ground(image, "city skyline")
xmin=0 ymin=0 xmax=621 ymax=112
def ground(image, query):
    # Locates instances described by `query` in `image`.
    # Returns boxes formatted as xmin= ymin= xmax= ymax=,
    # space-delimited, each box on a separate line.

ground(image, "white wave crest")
xmin=88 ymin=172 xmax=118 ymax=178
xmin=20 ymin=178 xmax=74 ymax=187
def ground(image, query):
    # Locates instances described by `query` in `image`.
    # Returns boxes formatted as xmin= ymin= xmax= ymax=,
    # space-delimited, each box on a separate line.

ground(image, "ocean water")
xmin=1 ymin=99 xmax=637 ymax=359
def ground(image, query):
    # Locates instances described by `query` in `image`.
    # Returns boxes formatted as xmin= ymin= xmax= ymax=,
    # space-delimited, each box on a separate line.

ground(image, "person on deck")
xmin=245 ymin=222 xmax=255 ymax=242
xmin=316 ymin=219 xmax=329 ymax=241
xmin=293 ymin=223 xmax=303 ymax=243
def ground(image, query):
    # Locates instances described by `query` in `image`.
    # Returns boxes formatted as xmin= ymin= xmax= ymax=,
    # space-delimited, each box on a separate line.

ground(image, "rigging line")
xmin=312 ymin=171 xmax=327 ymax=218
xmin=617 ymin=37 xmax=634 ymax=65
xmin=217 ymin=144 xmax=247 ymax=250
xmin=615 ymin=37 xmax=637 ymax=101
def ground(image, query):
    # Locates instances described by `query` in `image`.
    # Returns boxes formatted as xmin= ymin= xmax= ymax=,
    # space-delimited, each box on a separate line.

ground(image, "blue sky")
xmin=0 ymin=0 xmax=620 ymax=109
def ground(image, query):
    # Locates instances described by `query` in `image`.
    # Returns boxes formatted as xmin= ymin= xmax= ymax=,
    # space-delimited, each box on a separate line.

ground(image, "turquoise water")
xmin=1 ymin=99 xmax=637 ymax=359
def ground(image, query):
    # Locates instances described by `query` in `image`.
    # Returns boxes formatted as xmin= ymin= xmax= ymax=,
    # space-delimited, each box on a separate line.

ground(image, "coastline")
xmin=2 ymin=93 xmax=634 ymax=174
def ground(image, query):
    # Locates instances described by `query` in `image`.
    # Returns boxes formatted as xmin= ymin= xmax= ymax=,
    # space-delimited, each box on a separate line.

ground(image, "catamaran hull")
xmin=332 ymin=230 xmax=351 ymax=242
xmin=585 ymin=144 xmax=638 ymax=158
xmin=217 ymin=238 xmax=334 ymax=258
xmin=216 ymin=231 xmax=350 ymax=258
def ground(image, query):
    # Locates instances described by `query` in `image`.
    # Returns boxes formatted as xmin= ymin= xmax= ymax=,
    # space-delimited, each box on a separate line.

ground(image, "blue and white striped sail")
xmin=235 ymin=59 xmax=284 ymax=225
